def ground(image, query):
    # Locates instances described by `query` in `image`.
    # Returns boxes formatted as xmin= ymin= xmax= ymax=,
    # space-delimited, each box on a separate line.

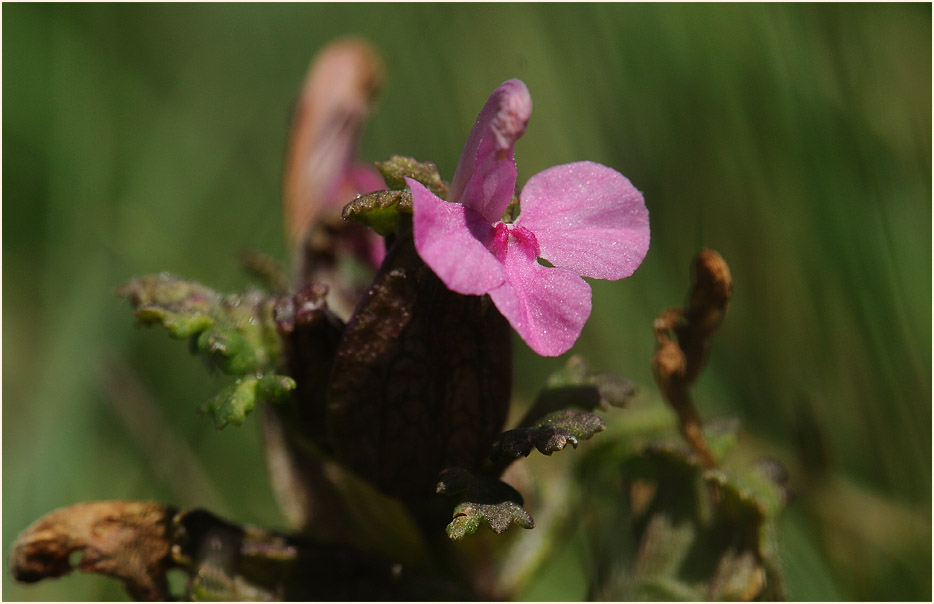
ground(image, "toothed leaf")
xmin=135 ymin=307 xmax=215 ymax=339
xmin=120 ymin=276 xmax=283 ymax=376
xmin=519 ymin=355 xmax=637 ymax=429
xmin=376 ymin=155 xmax=448 ymax=197
xmin=491 ymin=409 xmax=606 ymax=460
xmin=607 ymin=441 xmax=788 ymax=601
xmin=341 ymin=189 xmax=412 ymax=236
xmin=256 ymin=373 xmax=298 ymax=402
xmin=196 ymin=324 xmax=258 ymax=375
xmin=199 ymin=374 xmax=296 ymax=430
xmin=117 ymin=274 xmax=219 ymax=339
xmin=436 ymin=468 xmax=533 ymax=540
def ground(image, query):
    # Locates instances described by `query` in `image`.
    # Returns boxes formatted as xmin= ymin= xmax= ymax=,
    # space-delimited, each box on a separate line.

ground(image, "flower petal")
xmin=449 ymin=79 xmax=533 ymax=223
xmin=410 ymin=178 xmax=505 ymax=296
xmin=487 ymin=234 xmax=592 ymax=357
xmin=516 ymin=161 xmax=650 ymax=281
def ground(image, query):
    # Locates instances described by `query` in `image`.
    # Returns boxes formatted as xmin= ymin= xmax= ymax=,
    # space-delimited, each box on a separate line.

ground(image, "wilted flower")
xmin=284 ymin=37 xmax=387 ymax=272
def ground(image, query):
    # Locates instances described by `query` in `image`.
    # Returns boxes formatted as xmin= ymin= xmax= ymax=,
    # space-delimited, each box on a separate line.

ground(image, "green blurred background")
xmin=3 ymin=3 xmax=930 ymax=600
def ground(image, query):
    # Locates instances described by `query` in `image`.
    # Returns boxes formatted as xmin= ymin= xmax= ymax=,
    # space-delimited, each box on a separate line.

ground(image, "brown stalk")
xmin=651 ymin=249 xmax=733 ymax=467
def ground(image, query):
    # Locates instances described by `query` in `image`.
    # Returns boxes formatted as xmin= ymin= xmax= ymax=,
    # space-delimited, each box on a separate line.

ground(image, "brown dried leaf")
xmin=678 ymin=248 xmax=733 ymax=384
xmin=10 ymin=501 xmax=176 ymax=601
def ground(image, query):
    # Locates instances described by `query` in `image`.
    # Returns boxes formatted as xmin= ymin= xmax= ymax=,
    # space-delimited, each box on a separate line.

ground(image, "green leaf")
xmin=436 ymin=468 xmax=534 ymax=540
xmin=705 ymin=459 xmax=789 ymax=600
xmin=341 ymin=189 xmax=411 ymax=236
xmin=613 ymin=442 xmax=789 ymax=601
xmin=341 ymin=156 xmax=448 ymax=237
xmin=198 ymin=373 xmax=295 ymax=430
xmin=135 ymin=307 xmax=214 ymax=339
xmin=446 ymin=500 xmax=532 ymax=541
xmin=196 ymin=324 xmax=258 ymax=375
xmin=199 ymin=377 xmax=258 ymax=429
xmin=376 ymin=155 xmax=448 ymax=197
xmin=120 ymin=276 xmax=283 ymax=376
xmin=488 ymin=356 xmax=629 ymax=473
xmin=120 ymin=275 xmax=289 ymax=430
xmin=256 ymin=373 xmax=298 ymax=402
xmin=117 ymin=274 xmax=220 ymax=339
xmin=633 ymin=514 xmax=704 ymax=600
xmin=702 ymin=416 xmax=741 ymax=464
xmin=539 ymin=409 xmax=607 ymax=439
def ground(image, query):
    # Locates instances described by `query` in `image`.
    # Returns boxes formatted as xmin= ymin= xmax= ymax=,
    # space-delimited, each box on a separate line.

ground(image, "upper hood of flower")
xmin=448 ymin=79 xmax=533 ymax=223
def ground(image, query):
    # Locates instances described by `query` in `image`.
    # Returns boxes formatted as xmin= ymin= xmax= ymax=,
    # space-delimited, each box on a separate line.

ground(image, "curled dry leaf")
xmin=10 ymin=501 xmax=176 ymax=601
xmin=12 ymin=502 xmax=477 ymax=600
xmin=678 ymin=248 xmax=733 ymax=383
xmin=652 ymin=249 xmax=733 ymax=467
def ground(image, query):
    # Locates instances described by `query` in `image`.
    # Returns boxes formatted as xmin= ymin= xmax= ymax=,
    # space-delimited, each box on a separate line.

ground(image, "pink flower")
xmin=408 ymin=79 xmax=650 ymax=357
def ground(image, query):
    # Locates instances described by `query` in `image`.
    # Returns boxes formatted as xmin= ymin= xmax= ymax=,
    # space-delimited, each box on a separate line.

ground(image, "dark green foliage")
xmin=453 ymin=358 xmax=635 ymax=540
xmin=435 ymin=468 xmax=534 ymax=540
xmin=341 ymin=189 xmax=412 ymax=237
xmin=608 ymin=442 xmax=789 ymax=600
xmin=491 ymin=409 xmax=606 ymax=460
xmin=486 ymin=356 xmax=633 ymax=475
xmin=342 ymin=156 xmax=449 ymax=237
xmin=376 ymin=155 xmax=449 ymax=197
xmin=519 ymin=355 xmax=638 ymax=427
